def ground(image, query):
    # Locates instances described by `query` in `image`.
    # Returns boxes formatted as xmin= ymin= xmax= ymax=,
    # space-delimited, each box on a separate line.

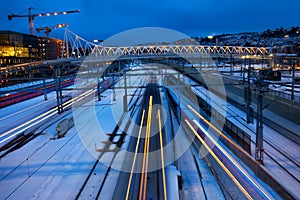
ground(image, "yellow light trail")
xmin=139 ymin=125 xmax=147 ymax=200
xmin=157 ymin=109 xmax=167 ymax=200
xmin=139 ymin=96 xmax=152 ymax=200
xmin=143 ymin=96 xmax=152 ymax=200
xmin=125 ymin=109 xmax=145 ymax=200
xmin=188 ymin=104 xmax=243 ymax=150
xmin=185 ymin=119 xmax=253 ymax=200
xmin=188 ymin=105 xmax=271 ymax=199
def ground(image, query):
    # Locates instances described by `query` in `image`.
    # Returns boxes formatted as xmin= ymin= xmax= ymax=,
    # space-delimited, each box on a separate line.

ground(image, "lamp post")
xmin=94 ymin=39 xmax=104 ymax=101
xmin=207 ymin=35 xmax=213 ymax=45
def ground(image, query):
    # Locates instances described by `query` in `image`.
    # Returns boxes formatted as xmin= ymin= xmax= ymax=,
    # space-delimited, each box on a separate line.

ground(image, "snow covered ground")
xmin=0 ymin=66 xmax=161 ymax=199
xmin=0 ymin=79 xmax=55 ymax=94
xmin=217 ymin=65 xmax=300 ymax=101
xmin=0 ymin=64 xmax=295 ymax=199
xmin=189 ymin=80 xmax=300 ymax=198
xmin=0 ymin=75 xmax=136 ymax=199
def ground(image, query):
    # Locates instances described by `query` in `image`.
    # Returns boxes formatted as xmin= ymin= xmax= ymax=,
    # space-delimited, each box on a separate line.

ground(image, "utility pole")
xmin=255 ymin=85 xmax=264 ymax=163
xmin=97 ymin=68 xmax=101 ymax=101
xmin=55 ymin=66 xmax=63 ymax=113
xmin=245 ymin=59 xmax=253 ymax=124
xmin=96 ymin=39 xmax=104 ymax=101
xmin=291 ymin=63 xmax=295 ymax=100
xmin=123 ymin=74 xmax=128 ymax=112
xmin=254 ymin=70 xmax=269 ymax=164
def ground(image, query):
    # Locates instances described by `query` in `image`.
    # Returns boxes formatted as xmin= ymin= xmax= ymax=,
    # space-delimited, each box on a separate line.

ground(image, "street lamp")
xmin=207 ymin=35 xmax=213 ymax=45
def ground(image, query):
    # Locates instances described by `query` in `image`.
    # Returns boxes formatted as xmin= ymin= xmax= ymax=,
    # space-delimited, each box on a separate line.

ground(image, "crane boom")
xmin=36 ymin=23 xmax=69 ymax=37
xmin=8 ymin=7 xmax=79 ymax=35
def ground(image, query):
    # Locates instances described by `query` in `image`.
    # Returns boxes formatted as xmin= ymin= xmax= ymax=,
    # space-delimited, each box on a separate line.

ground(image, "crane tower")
xmin=8 ymin=7 xmax=79 ymax=35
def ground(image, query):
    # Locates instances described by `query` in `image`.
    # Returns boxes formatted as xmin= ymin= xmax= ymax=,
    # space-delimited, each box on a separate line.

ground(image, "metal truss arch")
xmin=62 ymin=30 xmax=271 ymax=60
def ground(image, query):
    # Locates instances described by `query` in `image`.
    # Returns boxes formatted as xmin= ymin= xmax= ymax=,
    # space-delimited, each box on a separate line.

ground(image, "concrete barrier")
xmin=56 ymin=117 xmax=74 ymax=138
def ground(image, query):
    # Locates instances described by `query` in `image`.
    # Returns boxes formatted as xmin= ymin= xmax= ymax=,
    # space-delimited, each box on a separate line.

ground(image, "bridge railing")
xmin=62 ymin=29 xmax=272 ymax=59
xmin=88 ymin=44 xmax=271 ymax=58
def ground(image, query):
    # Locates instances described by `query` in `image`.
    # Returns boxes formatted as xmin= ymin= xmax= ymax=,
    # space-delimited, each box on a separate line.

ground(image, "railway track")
xmin=108 ymin=82 xmax=169 ymax=200
xmin=75 ymin=85 xmax=143 ymax=199
xmin=135 ymin=84 xmax=166 ymax=200
xmin=0 ymin=79 xmax=122 ymax=199
xmin=0 ymin=79 xmax=74 ymax=108
xmin=0 ymin=77 xmax=119 ymax=152
xmin=1 ymin=125 xmax=79 ymax=199
xmin=193 ymin=86 xmax=300 ymax=187
xmin=221 ymin=105 xmax=300 ymax=184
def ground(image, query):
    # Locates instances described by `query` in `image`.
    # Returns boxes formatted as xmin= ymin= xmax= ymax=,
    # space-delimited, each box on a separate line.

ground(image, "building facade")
xmin=0 ymin=30 xmax=63 ymax=66
xmin=38 ymin=37 xmax=63 ymax=61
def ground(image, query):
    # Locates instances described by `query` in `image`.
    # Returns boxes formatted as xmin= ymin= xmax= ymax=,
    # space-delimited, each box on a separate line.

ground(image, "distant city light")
xmin=207 ymin=35 xmax=214 ymax=39
xmin=93 ymin=39 xmax=104 ymax=43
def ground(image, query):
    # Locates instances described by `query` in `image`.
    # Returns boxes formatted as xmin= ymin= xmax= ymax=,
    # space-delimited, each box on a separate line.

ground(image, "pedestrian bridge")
xmin=65 ymin=29 xmax=270 ymax=59
xmin=1 ymin=29 xmax=272 ymax=75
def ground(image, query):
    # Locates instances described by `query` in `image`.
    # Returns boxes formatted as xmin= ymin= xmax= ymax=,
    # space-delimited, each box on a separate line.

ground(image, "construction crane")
xmin=8 ymin=7 xmax=79 ymax=35
xmin=36 ymin=23 xmax=69 ymax=37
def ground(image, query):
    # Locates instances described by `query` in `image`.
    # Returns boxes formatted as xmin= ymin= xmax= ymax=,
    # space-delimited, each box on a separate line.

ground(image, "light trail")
xmin=0 ymin=95 xmax=56 ymax=121
xmin=0 ymin=87 xmax=95 ymax=145
xmin=188 ymin=105 xmax=272 ymax=199
xmin=185 ymin=119 xmax=253 ymax=200
xmin=125 ymin=109 xmax=145 ymax=200
xmin=0 ymin=109 xmax=58 ymax=145
xmin=143 ymin=96 xmax=152 ymax=200
xmin=0 ymin=82 xmax=95 ymax=137
xmin=0 ymin=106 xmax=59 ymax=141
xmin=139 ymin=96 xmax=152 ymax=200
xmin=139 ymin=126 xmax=147 ymax=199
xmin=188 ymin=104 xmax=243 ymax=150
xmin=157 ymin=109 xmax=167 ymax=200
xmin=0 ymin=83 xmax=75 ymax=121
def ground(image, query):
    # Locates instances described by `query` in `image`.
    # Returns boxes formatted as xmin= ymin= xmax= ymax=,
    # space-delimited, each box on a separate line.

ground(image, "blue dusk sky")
xmin=0 ymin=0 xmax=299 ymax=41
